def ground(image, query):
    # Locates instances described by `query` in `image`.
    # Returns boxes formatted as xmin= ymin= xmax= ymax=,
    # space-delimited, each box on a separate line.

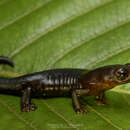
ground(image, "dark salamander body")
xmin=1 ymin=69 xmax=85 ymax=96
xmin=0 ymin=56 xmax=130 ymax=114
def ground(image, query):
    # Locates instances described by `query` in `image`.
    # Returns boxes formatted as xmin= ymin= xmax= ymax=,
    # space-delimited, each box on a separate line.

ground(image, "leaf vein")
xmin=0 ymin=0 xmax=53 ymax=31
xmin=42 ymin=100 xmax=80 ymax=130
xmin=0 ymin=98 xmax=38 ymax=130
xmin=87 ymin=105 xmax=122 ymax=130
xmin=122 ymin=95 xmax=130 ymax=105
xmin=0 ymin=0 xmax=10 ymax=6
xmin=9 ymin=0 xmax=113 ymax=58
xmin=112 ymin=88 xmax=130 ymax=95
xmin=84 ymin=43 xmax=130 ymax=69
xmin=45 ymin=20 xmax=130 ymax=69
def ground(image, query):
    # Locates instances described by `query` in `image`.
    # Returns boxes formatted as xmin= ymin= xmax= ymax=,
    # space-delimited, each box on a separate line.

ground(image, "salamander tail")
xmin=0 ymin=56 xmax=14 ymax=67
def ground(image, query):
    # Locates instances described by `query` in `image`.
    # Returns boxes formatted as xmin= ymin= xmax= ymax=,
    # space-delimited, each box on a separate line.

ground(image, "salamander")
xmin=0 ymin=56 xmax=130 ymax=114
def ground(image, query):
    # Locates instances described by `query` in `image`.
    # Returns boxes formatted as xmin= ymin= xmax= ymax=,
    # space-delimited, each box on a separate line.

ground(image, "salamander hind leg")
xmin=21 ymin=87 xmax=37 ymax=112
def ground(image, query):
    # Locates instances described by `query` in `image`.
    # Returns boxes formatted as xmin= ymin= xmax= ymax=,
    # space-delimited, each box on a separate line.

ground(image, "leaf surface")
xmin=0 ymin=0 xmax=130 ymax=129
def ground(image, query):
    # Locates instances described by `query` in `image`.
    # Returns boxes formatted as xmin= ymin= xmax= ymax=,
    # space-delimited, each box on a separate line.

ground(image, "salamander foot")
xmin=75 ymin=107 xmax=88 ymax=114
xmin=21 ymin=103 xmax=37 ymax=112
xmin=96 ymin=100 xmax=109 ymax=105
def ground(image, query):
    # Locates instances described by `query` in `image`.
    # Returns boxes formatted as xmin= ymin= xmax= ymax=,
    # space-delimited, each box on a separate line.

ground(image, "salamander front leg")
xmin=72 ymin=90 xmax=88 ymax=114
xmin=21 ymin=87 xmax=37 ymax=112
xmin=96 ymin=92 xmax=109 ymax=105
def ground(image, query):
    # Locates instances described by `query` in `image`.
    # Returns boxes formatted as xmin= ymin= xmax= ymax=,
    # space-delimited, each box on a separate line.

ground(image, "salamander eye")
xmin=115 ymin=68 xmax=128 ymax=81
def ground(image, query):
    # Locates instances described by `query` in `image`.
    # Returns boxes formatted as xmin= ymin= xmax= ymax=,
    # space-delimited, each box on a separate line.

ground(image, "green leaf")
xmin=0 ymin=0 xmax=130 ymax=129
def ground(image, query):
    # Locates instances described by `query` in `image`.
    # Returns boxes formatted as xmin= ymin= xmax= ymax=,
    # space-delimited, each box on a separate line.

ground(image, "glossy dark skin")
xmin=0 ymin=56 xmax=130 ymax=114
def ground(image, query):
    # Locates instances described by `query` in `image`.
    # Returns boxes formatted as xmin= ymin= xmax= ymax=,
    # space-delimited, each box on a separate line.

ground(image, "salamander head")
xmin=114 ymin=63 xmax=130 ymax=83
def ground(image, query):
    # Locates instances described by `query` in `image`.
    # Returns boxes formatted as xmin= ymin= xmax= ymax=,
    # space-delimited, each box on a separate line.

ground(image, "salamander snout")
xmin=114 ymin=63 xmax=130 ymax=83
